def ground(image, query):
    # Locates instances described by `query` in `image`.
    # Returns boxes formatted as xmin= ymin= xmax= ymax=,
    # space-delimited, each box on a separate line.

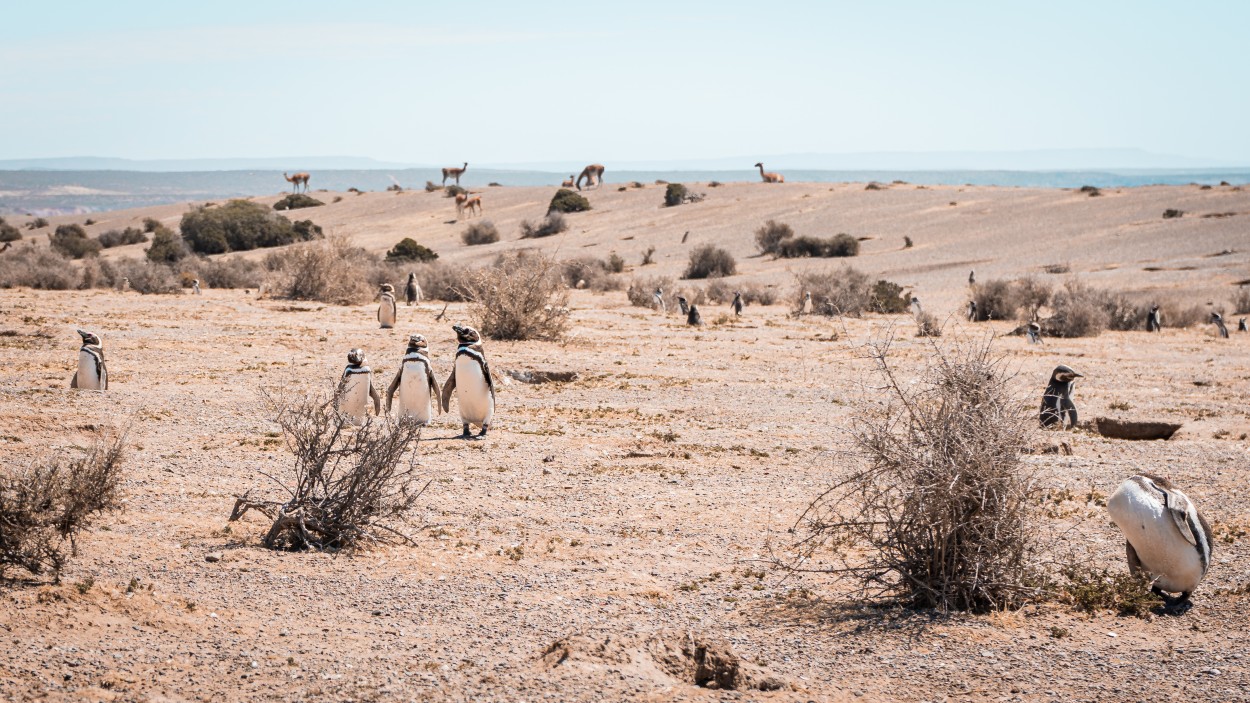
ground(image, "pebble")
xmin=205 ymin=552 xmax=222 ymax=563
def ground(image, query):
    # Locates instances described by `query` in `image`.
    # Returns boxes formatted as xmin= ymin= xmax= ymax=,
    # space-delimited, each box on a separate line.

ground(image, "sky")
xmin=2 ymin=1 xmax=1248 ymax=166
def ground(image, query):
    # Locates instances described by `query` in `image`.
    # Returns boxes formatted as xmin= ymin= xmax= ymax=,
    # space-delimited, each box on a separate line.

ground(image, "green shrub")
xmin=664 ymin=183 xmax=688 ymax=207
xmin=870 ymin=279 xmax=909 ymax=314
xmin=462 ymin=221 xmax=500 ymax=246
xmin=180 ymin=200 xmax=314 ymax=255
xmin=548 ymin=189 xmax=591 ymax=214
xmin=0 ymin=217 xmax=22 ymax=242
xmin=754 ymin=220 xmax=794 ymax=256
xmin=273 ymin=193 xmax=324 ymax=211
xmin=97 ymin=227 xmax=147 ymax=248
xmin=49 ymin=224 xmax=100 ymax=259
xmin=683 ymin=245 xmax=736 ymax=279
xmin=146 ymin=227 xmax=188 ymax=263
xmin=520 ymin=213 xmax=568 ymax=239
xmin=386 ymin=238 xmax=438 ymax=263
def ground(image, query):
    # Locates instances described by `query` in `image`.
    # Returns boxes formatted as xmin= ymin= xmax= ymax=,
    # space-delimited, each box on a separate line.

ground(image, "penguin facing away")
xmin=1210 ymin=312 xmax=1229 ymax=338
xmin=731 ymin=291 xmax=744 ymax=316
xmin=1239 ymin=318 xmax=1248 ymax=332
xmin=192 ymin=279 xmax=201 ymax=296
xmin=1107 ymin=474 xmax=1213 ymax=610
xmin=70 ymin=329 xmax=107 ymax=390
xmin=378 ymin=284 xmax=398 ymax=329
xmin=440 ymin=324 xmax=495 ymax=439
xmin=676 ymin=296 xmax=690 ymax=315
xmin=385 ymin=334 xmax=440 ymax=424
xmin=686 ymin=305 xmax=702 ymax=326
xmin=405 ymin=272 xmax=421 ymax=306
xmin=967 ymin=300 xmax=978 ymax=322
xmin=1146 ymin=304 xmax=1162 ymax=332
xmin=1039 ymin=364 xmax=1082 ymax=428
xmin=336 ymin=348 xmax=381 ymax=426
xmin=1026 ymin=321 xmax=1042 ymax=345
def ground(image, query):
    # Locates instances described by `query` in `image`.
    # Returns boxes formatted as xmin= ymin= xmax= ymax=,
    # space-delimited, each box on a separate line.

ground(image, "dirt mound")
xmin=540 ymin=631 xmax=790 ymax=691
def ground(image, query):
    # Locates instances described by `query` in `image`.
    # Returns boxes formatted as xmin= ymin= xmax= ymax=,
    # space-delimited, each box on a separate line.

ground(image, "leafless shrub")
xmin=971 ymin=280 xmax=1021 ymax=321
xmin=263 ymin=235 xmax=377 ymax=305
xmin=109 ymin=257 xmax=182 ymax=294
xmin=230 ymin=395 xmax=425 ymax=551
xmin=1043 ymin=279 xmax=1109 ymax=337
xmin=914 ymin=310 xmax=942 ymax=337
xmin=408 ymin=261 xmax=471 ymax=301
xmin=463 ymin=253 xmax=569 ymax=340
xmin=793 ymin=266 xmax=873 ymax=317
xmin=1012 ymin=276 xmax=1052 ymax=321
xmin=520 ymin=213 xmax=568 ymax=239
xmin=1233 ymin=285 xmax=1250 ymax=315
xmin=641 ymin=246 xmax=656 ymax=266
xmin=754 ymin=220 xmax=794 ymax=256
xmin=185 ymin=256 xmax=265 ymax=289
xmin=0 ymin=244 xmax=77 ymax=290
xmin=703 ymin=278 xmax=733 ymax=304
xmin=683 ymin=245 xmax=736 ymax=279
xmin=560 ymin=257 xmax=623 ymax=292
xmin=783 ymin=335 xmax=1045 ymax=612
xmin=627 ymin=275 xmax=673 ymax=308
xmin=0 ymin=431 xmax=126 ymax=581
xmin=462 ymin=220 xmax=500 ymax=246
xmin=1159 ymin=300 xmax=1207 ymax=328
xmin=739 ymin=282 xmax=778 ymax=306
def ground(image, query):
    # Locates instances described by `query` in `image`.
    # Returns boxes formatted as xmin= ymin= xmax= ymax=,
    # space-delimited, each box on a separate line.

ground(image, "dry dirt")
xmin=1 ymin=182 xmax=1249 ymax=702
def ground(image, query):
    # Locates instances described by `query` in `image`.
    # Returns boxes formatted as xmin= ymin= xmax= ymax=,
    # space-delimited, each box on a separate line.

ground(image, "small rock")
xmin=1203 ymin=668 xmax=1221 ymax=676
xmin=205 ymin=552 xmax=222 ymax=563
xmin=543 ymin=455 xmax=555 ymax=463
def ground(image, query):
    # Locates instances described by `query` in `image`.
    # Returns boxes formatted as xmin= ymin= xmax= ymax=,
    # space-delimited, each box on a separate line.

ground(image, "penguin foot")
xmin=1153 ymin=587 xmax=1192 ymax=615
xmin=477 ymin=426 xmax=489 ymax=438
xmin=460 ymin=424 xmax=472 ymax=439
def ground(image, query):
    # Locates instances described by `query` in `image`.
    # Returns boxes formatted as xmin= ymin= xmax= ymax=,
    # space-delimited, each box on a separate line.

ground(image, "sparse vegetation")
xmin=970 ymin=279 xmax=1021 ymax=321
xmin=0 ymin=217 xmax=22 ymax=242
xmin=1061 ymin=565 xmax=1158 ymax=617
xmin=1232 ymin=285 xmax=1250 ymax=315
xmin=753 ymin=220 xmax=794 ymax=256
xmin=181 ymin=200 xmax=319 ymax=255
xmin=1043 ymin=279 xmax=1109 ymax=337
xmin=776 ymin=233 xmax=859 ymax=259
xmin=903 ymin=236 xmax=913 ymax=249
xmin=424 ymin=181 xmax=441 ymax=193
xmin=869 ymin=279 xmax=909 ymax=314
xmin=794 ymin=266 xmax=874 ymax=317
xmin=520 ymin=213 xmax=568 ymax=239
xmin=548 ymin=189 xmax=591 ymax=214
xmin=386 ymin=238 xmax=439 ymax=263
xmin=27 ymin=217 xmax=49 ymax=230
xmin=1162 ymin=209 xmax=1184 ymax=219
xmin=142 ymin=217 xmax=162 ymax=233
xmin=0 ymin=431 xmax=126 ymax=580
xmin=1079 ymin=185 xmax=1102 ymax=197
xmin=682 ymin=245 xmax=736 ymax=279
xmin=272 ymin=193 xmax=325 ymax=211
xmin=49 ymin=224 xmax=101 ymax=259
xmin=641 ymin=246 xmax=656 ymax=266
xmin=915 ymin=311 xmax=942 ymax=337
xmin=560 ymin=257 xmax=622 ymax=292
xmin=145 ymin=227 xmax=188 ymax=263
xmin=461 ymin=221 xmax=500 ymax=246
xmin=662 ymin=183 xmax=703 ymax=206
xmin=264 ymin=235 xmax=380 ymax=305
xmin=96 ymin=227 xmax=147 ymax=248
xmin=0 ymin=246 xmax=78 ymax=289
xmin=464 ymin=253 xmax=569 ymax=341
xmin=444 ymin=185 xmax=467 ymax=198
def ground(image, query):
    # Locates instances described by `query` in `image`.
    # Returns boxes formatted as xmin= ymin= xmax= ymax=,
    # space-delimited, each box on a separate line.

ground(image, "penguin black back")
xmin=1146 ymin=305 xmax=1162 ymax=332
xmin=1211 ymin=312 xmax=1229 ymax=338
xmin=1040 ymin=365 xmax=1082 ymax=428
xmin=687 ymin=305 xmax=702 ymax=326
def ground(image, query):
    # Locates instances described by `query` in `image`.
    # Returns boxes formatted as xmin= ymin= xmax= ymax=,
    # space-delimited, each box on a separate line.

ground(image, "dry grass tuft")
xmin=463 ymin=253 xmax=569 ymax=341
xmin=794 ymin=266 xmax=873 ymax=317
xmin=263 ymin=235 xmax=378 ymax=305
xmin=683 ymin=245 xmax=736 ymax=279
xmin=461 ymin=220 xmax=500 ymax=246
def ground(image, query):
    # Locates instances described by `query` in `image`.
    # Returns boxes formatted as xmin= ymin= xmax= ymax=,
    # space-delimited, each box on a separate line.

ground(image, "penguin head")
xmin=452 ymin=324 xmax=481 ymax=344
xmin=347 ymin=348 xmax=365 ymax=365
xmin=1029 ymin=322 xmax=1041 ymax=332
xmin=1211 ymin=312 xmax=1224 ymax=323
xmin=76 ymin=329 xmax=101 ymax=346
xmin=380 ymin=284 xmax=395 ymax=293
xmin=1050 ymin=365 xmax=1082 ymax=384
xmin=407 ymin=272 xmax=416 ymax=280
xmin=407 ymin=334 xmax=427 ymax=350
xmin=1151 ymin=304 xmax=1159 ymax=312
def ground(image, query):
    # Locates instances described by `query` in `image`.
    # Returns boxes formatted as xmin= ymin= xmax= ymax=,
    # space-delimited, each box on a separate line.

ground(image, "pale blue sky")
xmin=2 ymin=1 xmax=1247 ymax=165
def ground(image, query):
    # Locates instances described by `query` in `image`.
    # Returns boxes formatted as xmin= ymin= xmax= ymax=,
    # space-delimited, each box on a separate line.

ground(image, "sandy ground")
xmin=1 ymin=183 xmax=1249 ymax=701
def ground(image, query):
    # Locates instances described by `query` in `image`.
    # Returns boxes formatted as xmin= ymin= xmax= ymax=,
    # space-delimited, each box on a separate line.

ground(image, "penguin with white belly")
xmin=1107 ymin=474 xmax=1213 ymax=612
xmin=440 ymin=324 xmax=495 ymax=439
xmin=385 ymin=334 xmax=440 ymax=425
xmin=378 ymin=284 xmax=398 ymax=329
xmin=1039 ymin=364 xmax=1081 ymax=428
xmin=70 ymin=329 xmax=108 ymax=390
xmin=336 ymin=348 xmax=381 ymax=426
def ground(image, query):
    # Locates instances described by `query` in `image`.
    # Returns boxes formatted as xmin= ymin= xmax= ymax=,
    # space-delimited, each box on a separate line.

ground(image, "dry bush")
xmin=0 ymin=244 xmax=77 ymax=289
xmin=784 ymin=335 xmax=1044 ymax=611
xmin=520 ymin=213 xmax=568 ymax=239
xmin=754 ymin=220 xmax=794 ymax=256
xmin=408 ymin=261 xmax=471 ymax=301
xmin=641 ymin=246 xmax=656 ymax=266
xmin=776 ymin=233 xmax=859 ymax=259
xmin=869 ymin=279 xmax=909 ymax=314
xmin=0 ymin=216 xmax=22 ymax=242
xmin=424 ymin=181 xmax=440 ymax=193
xmin=739 ymin=282 xmax=779 ymax=306
xmin=971 ymin=279 xmax=1021 ymax=321
xmin=1162 ymin=209 xmax=1184 ymax=219
xmin=49 ymin=224 xmax=101 ymax=259
xmin=462 ymin=220 xmax=500 ymax=246
xmin=1233 ymin=286 xmax=1250 ymax=315
xmin=263 ymin=235 xmax=377 ymax=305
xmin=703 ymin=278 xmax=733 ymax=304
xmin=915 ymin=311 xmax=942 ymax=337
xmin=1043 ymin=279 xmax=1109 ymax=337
xmin=182 ymin=256 xmax=265 ymax=289
xmin=683 ymin=245 xmax=736 ymax=279
xmin=96 ymin=227 xmax=147 ymax=248
xmin=230 ymin=395 xmax=425 ymax=551
xmin=794 ymin=266 xmax=873 ymax=317
xmin=109 ymin=258 xmax=182 ymax=294
xmin=560 ymin=257 xmax=622 ymax=292
xmin=1060 ymin=565 xmax=1158 ymax=617
xmin=76 ymin=257 xmax=117 ymax=290
xmin=1157 ymin=300 xmax=1205 ymax=328
xmin=0 ymin=432 xmax=126 ymax=580
xmin=463 ymin=253 xmax=569 ymax=340
xmin=627 ymin=275 xmax=673 ymax=308
xmin=1013 ymin=276 xmax=1052 ymax=321
xmin=1042 ymin=263 xmax=1071 ymax=274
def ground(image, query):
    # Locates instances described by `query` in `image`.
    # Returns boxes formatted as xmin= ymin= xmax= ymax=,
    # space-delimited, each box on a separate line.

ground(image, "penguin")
xmin=69 ymin=329 xmax=107 ymax=390
xmin=1039 ymin=364 xmax=1082 ymax=428
xmin=1210 ymin=312 xmax=1229 ymax=338
xmin=676 ymin=296 xmax=690 ymax=315
xmin=686 ymin=304 xmax=702 ymax=326
xmin=405 ymin=272 xmax=421 ymax=306
xmin=1239 ymin=318 xmax=1248 ymax=332
xmin=731 ymin=291 xmax=744 ymax=316
xmin=192 ymin=279 xmax=201 ymax=295
xmin=909 ymin=296 xmax=922 ymax=317
xmin=378 ymin=284 xmax=398 ymax=329
xmin=652 ymin=288 xmax=665 ymax=312
xmin=681 ymin=231 xmax=690 ymax=244
xmin=801 ymin=291 xmax=812 ymax=315
xmin=118 ymin=277 xmax=130 ymax=293
xmin=968 ymin=270 xmax=976 ymax=286
xmin=440 ymin=324 xmax=495 ymax=439
xmin=1107 ymin=474 xmax=1212 ymax=611
xmin=385 ymin=334 xmax=440 ymax=425
xmin=1146 ymin=304 xmax=1162 ymax=332
xmin=967 ymin=300 xmax=978 ymax=322
xmin=336 ymin=348 xmax=381 ymax=426
xmin=1026 ymin=321 xmax=1042 ymax=345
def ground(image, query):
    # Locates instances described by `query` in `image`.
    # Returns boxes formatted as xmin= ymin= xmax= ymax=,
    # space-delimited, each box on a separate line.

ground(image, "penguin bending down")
xmin=1107 ymin=474 xmax=1212 ymax=610
xmin=336 ymin=348 xmax=381 ymax=426
xmin=70 ymin=329 xmax=107 ymax=390
xmin=405 ymin=272 xmax=421 ymax=306
xmin=1211 ymin=312 xmax=1229 ymax=338
xmin=686 ymin=305 xmax=702 ymax=326
xmin=1039 ymin=364 xmax=1082 ymax=428
xmin=440 ymin=324 xmax=494 ymax=438
xmin=378 ymin=284 xmax=398 ymax=329
xmin=731 ymin=291 xmax=744 ymax=316
xmin=1026 ymin=321 xmax=1042 ymax=345
xmin=676 ymin=296 xmax=689 ymax=315
xmin=967 ymin=300 xmax=978 ymax=322
xmin=386 ymin=334 xmax=440 ymax=425
xmin=1146 ymin=304 xmax=1161 ymax=332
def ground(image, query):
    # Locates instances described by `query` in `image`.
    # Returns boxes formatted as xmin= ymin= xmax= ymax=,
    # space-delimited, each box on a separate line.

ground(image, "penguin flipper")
xmin=441 ymin=368 xmax=456 ymax=413
xmin=369 ymin=380 xmax=382 ymax=415
xmin=385 ymin=368 xmax=402 ymax=412
xmin=426 ymin=366 xmax=441 ymax=414
xmin=1162 ymin=489 xmax=1199 ymax=548
xmin=101 ymin=365 xmax=107 ymax=390
xmin=482 ymin=360 xmax=495 ymax=400
xmin=1125 ymin=540 xmax=1143 ymax=576
xmin=1061 ymin=396 xmax=1078 ymax=427
xmin=70 ymin=373 xmax=78 ymax=389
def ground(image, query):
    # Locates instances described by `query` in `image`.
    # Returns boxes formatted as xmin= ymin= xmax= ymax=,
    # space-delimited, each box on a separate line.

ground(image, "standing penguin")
xmin=192 ymin=279 xmax=202 ymax=296
xmin=967 ymin=300 xmax=978 ymax=322
xmin=1107 ymin=474 xmax=1212 ymax=611
xmin=968 ymin=270 xmax=976 ymax=286
xmin=731 ymin=291 xmax=744 ymax=316
xmin=686 ymin=305 xmax=702 ymax=326
xmin=652 ymin=288 xmax=665 ymax=312
xmin=441 ymin=324 xmax=494 ymax=439
xmin=1039 ymin=364 xmax=1082 ymax=428
xmin=1146 ymin=304 xmax=1162 ymax=332
xmin=405 ymin=272 xmax=421 ymax=306
xmin=909 ymin=296 xmax=923 ymax=317
xmin=801 ymin=291 xmax=812 ymax=315
xmin=378 ymin=284 xmax=398 ymax=329
xmin=70 ymin=329 xmax=107 ymax=390
xmin=385 ymin=334 xmax=440 ymax=425
xmin=1026 ymin=321 xmax=1042 ymax=345
xmin=1239 ymin=318 xmax=1248 ymax=332
xmin=336 ymin=348 xmax=381 ymax=425
xmin=676 ymin=296 xmax=690 ymax=315
xmin=1210 ymin=312 xmax=1229 ymax=338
